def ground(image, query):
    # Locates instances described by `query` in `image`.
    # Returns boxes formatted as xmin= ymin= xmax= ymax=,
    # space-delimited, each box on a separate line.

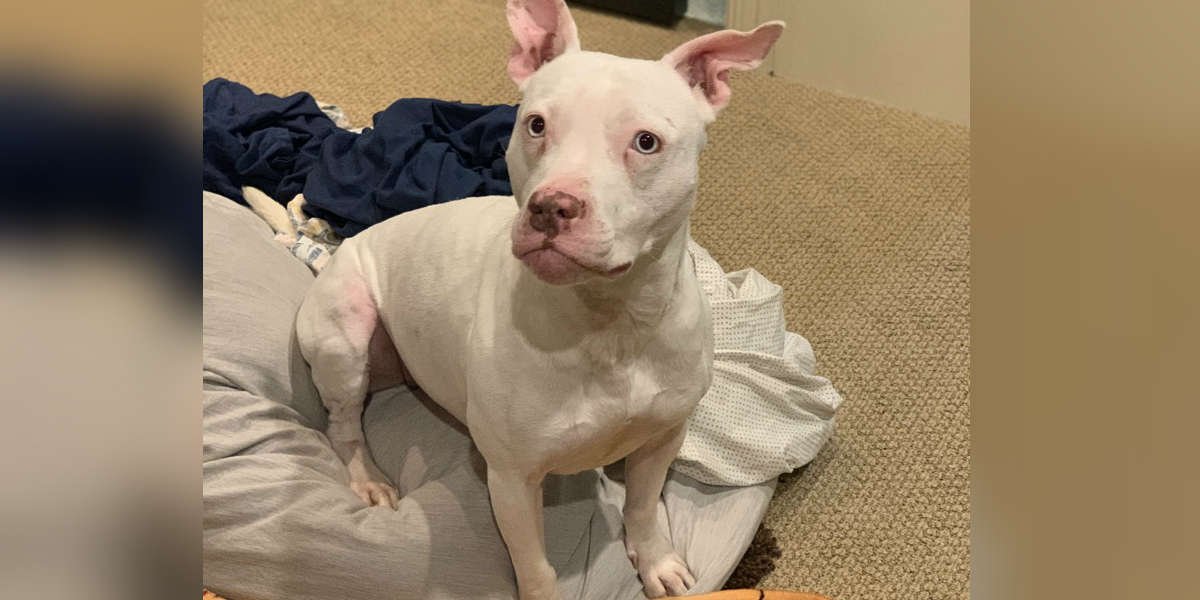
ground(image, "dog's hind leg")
xmin=296 ymin=265 xmax=400 ymax=509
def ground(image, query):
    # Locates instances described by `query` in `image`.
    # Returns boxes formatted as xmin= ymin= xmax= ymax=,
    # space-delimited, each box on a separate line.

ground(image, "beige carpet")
xmin=203 ymin=1 xmax=969 ymax=599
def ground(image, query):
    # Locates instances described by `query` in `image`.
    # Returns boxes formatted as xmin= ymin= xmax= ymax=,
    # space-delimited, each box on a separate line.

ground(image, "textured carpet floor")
xmin=203 ymin=1 xmax=970 ymax=599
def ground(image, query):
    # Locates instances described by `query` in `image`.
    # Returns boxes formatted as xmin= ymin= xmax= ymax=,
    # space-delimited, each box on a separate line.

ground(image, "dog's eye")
xmin=633 ymin=131 xmax=660 ymax=154
xmin=527 ymin=115 xmax=546 ymax=137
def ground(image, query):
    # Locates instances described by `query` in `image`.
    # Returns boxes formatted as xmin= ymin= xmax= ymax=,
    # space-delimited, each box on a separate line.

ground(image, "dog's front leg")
xmin=487 ymin=467 xmax=560 ymax=600
xmin=623 ymin=424 xmax=695 ymax=598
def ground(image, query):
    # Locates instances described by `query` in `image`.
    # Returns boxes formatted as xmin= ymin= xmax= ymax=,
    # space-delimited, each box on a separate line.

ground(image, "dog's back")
xmin=308 ymin=195 xmax=518 ymax=422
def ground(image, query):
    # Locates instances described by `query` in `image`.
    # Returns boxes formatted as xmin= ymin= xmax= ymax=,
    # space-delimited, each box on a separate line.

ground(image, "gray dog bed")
xmin=202 ymin=192 xmax=776 ymax=599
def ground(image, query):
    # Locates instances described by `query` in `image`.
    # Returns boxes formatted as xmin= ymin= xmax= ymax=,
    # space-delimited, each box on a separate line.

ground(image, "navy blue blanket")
xmin=3 ymin=75 xmax=198 ymax=287
xmin=203 ymin=78 xmax=517 ymax=236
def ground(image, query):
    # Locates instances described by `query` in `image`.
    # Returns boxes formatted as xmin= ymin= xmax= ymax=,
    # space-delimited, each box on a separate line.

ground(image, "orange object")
xmin=202 ymin=588 xmax=830 ymax=600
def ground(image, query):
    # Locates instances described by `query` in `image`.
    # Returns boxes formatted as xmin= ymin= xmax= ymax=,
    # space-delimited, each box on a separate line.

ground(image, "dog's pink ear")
xmin=506 ymin=0 xmax=581 ymax=87
xmin=661 ymin=21 xmax=784 ymax=113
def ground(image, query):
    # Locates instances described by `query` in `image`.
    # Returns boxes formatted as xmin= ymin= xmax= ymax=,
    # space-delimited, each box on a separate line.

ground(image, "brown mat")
xmin=203 ymin=1 xmax=969 ymax=599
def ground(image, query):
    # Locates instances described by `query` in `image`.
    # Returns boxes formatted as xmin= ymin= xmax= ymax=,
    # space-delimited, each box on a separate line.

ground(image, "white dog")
xmin=296 ymin=2 xmax=782 ymax=597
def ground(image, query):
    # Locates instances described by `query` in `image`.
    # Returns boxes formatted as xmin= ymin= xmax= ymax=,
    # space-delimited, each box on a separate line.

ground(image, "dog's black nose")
xmin=528 ymin=191 xmax=582 ymax=238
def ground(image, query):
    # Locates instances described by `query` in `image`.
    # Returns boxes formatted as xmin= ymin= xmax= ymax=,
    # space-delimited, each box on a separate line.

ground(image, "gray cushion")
xmin=202 ymin=191 xmax=325 ymax=430
xmin=201 ymin=192 xmax=774 ymax=599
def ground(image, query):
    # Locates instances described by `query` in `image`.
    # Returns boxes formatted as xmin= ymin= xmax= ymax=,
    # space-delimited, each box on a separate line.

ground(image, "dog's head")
xmin=504 ymin=0 xmax=783 ymax=285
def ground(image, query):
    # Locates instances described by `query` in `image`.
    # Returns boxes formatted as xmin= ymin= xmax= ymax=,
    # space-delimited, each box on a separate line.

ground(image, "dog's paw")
xmin=350 ymin=479 xmax=399 ymax=510
xmin=627 ymin=539 xmax=695 ymax=597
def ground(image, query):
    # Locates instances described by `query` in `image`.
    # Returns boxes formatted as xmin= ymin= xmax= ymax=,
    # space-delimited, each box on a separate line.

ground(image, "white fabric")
xmin=675 ymin=241 xmax=843 ymax=486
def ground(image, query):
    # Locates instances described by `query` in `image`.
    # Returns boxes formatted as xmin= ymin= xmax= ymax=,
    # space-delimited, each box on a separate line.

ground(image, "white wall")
xmin=729 ymin=0 xmax=970 ymax=125
xmin=685 ymin=0 xmax=727 ymax=26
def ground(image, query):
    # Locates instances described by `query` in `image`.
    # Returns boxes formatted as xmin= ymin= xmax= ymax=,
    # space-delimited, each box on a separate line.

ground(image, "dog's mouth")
xmin=603 ymin=262 xmax=632 ymax=277
xmin=519 ymin=245 xmax=631 ymax=279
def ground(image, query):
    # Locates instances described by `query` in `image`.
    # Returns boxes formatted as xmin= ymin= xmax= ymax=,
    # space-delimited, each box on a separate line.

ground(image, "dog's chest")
xmin=536 ymin=363 xmax=695 ymax=475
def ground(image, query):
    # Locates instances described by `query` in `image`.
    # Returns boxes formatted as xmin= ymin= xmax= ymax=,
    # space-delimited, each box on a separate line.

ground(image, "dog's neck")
xmin=572 ymin=221 xmax=691 ymax=331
